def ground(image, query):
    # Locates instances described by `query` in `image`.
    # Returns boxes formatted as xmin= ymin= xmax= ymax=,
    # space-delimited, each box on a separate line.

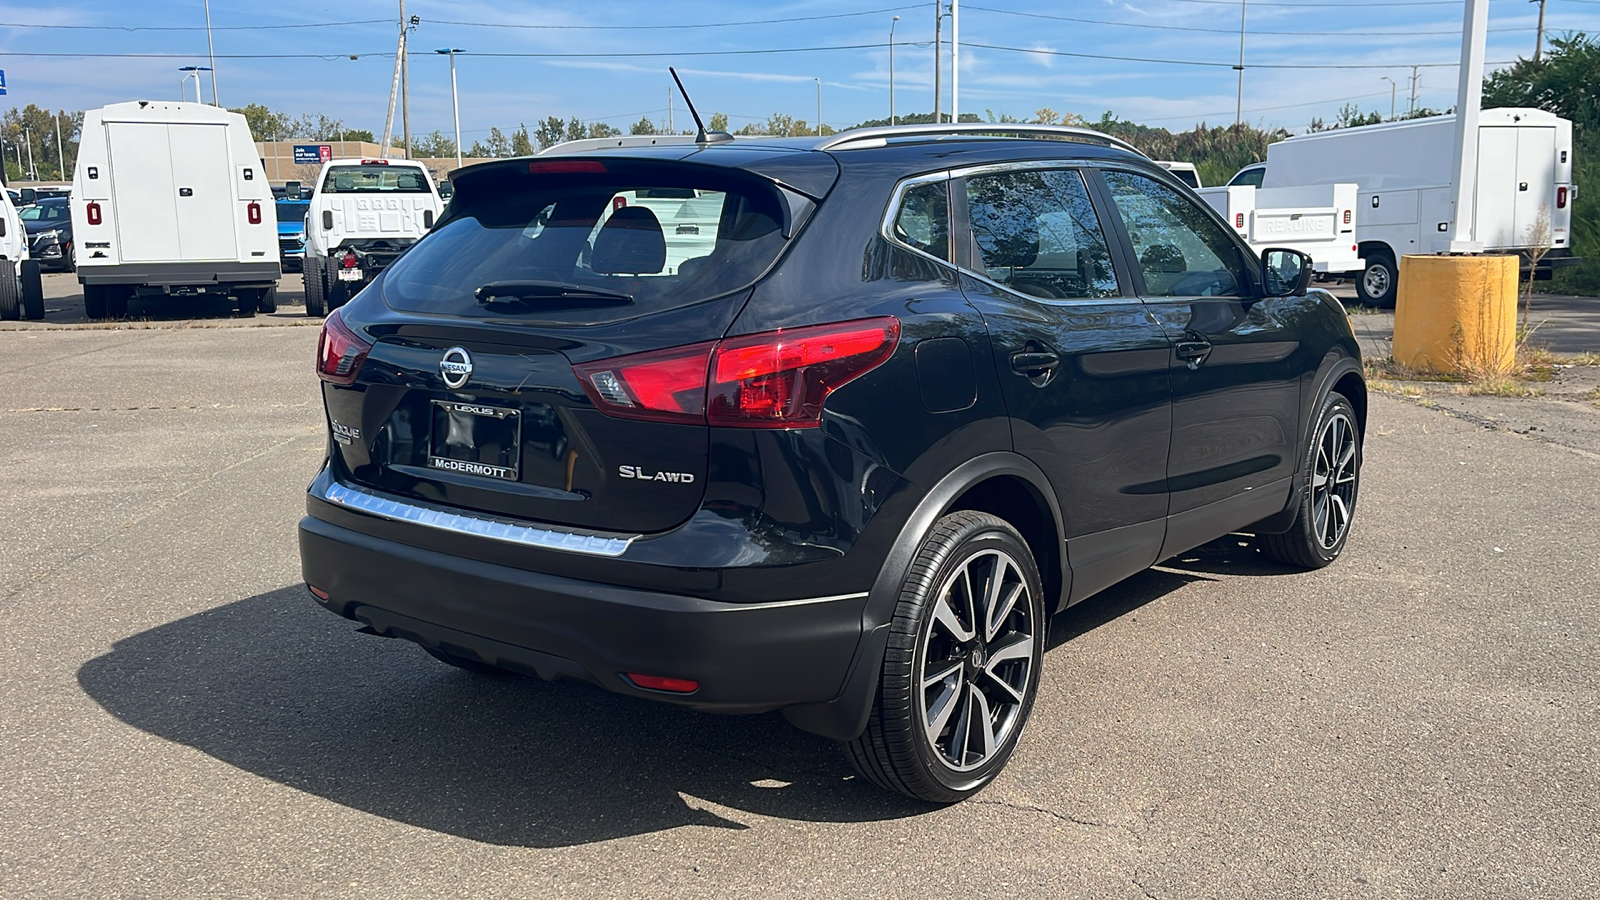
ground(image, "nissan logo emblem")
xmin=439 ymin=347 xmax=473 ymax=389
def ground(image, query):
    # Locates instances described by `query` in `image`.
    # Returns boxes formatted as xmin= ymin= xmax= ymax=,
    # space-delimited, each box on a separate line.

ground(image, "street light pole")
xmin=24 ymin=128 xmax=35 ymax=181
xmin=204 ymin=0 xmax=219 ymax=104
xmin=1446 ymin=0 xmax=1490 ymax=252
xmin=950 ymin=0 xmax=959 ymax=123
xmin=815 ymin=78 xmax=822 ymax=134
xmin=1234 ymin=0 xmax=1247 ymax=125
xmin=933 ymin=0 xmax=942 ymax=124
xmin=1381 ymin=76 xmax=1397 ymax=120
xmin=436 ymin=49 xmax=463 ymax=169
xmin=890 ymin=16 xmax=899 ymax=125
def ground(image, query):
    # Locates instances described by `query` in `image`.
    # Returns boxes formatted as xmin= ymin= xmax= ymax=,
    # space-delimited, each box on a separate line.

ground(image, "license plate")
xmin=428 ymin=401 xmax=521 ymax=482
xmin=337 ymin=268 xmax=364 ymax=282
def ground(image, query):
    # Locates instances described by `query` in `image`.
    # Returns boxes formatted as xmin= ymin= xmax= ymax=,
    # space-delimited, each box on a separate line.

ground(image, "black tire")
xmin=83 ymin=283 xmax=108 ymax=320
xmin=422 ymin=645 xmax=515 ymax=676
xmin=105 ymin=286 xmax=130 ymax=320
xmin=0 ymin=260 xmax=19 ymax=321
xmin=21 ymin=260 xmax=44 ymax=320
xmin=235 ymin=289 xmax=258 ymax=317
xmin=304 ymin=258 xmax=326 ymax=318
xmin=1263 ymin=391 xmax=1362 ymax=569
xmin=844 ymin=511 xmax=1046 ymax=803
xmin=258 ymin=285 xmax=278 ymax=314
xmin=63 ymin=242 xmax=76 ymax=273
xmin=1356 ymin=250 xmax=1397 ymax=308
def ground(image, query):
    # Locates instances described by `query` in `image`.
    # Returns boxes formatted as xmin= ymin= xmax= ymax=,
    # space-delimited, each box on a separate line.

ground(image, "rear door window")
xmin=381 ymin=162 xmax=791 ymax=318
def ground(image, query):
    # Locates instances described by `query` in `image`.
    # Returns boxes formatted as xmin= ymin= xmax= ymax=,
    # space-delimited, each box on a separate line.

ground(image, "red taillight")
xmin=360 ymin=158 xmax=390 ymax=165
xmin=573 ymin=317 xmax=901 ymax=429
xmin=613 ymin=196 xmax=627 ymax=211
xmin=1557 ymin=186 xmax=1568 ymax=209
xmin=1234 ymin=212 xmax=1244 ymax=228
xmin=626 ymin=673 xmax=699 ymax=693
xmin=709 ymin=318 xmax=900 ymax=428
xmin=1343 ymin=209 xmax=1352 ymax=224
xmin=574 ymin=341 xmax=716 ymax=424
xmin=86 ymin=202 xmax=102 ymax=225
xmin=342 ymin=250 xmax=358 ymax=269
xmin=247 ymin=201 xmax=262 ymax=224
xmin=316 ymin=308 xmax=373 ymax=384
xmin=528 ymin=160 xmax=607 ymax=174
xmin=307 ymin=585 xmax=330 ymax=600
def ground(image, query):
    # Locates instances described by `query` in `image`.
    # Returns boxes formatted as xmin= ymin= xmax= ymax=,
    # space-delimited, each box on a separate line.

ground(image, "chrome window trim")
xmin=314 ymin=477 xmax=638 ymax=558
xmin=879 ymin=170 xmax=958 ymax=270
xmin=816 ymin=123 xmax=1145 ymax=157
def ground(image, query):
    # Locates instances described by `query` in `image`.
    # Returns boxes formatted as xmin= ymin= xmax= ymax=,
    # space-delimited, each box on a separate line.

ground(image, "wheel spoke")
xmin=986 ymin=580 xmax=1023 ymax=644
xmin=932 ymin=591 xmax=975 ymax=643
xmin=1329 ymin=494 xmax=1350 ymax=541
xmin=922 ymin=659 xmax=963 ymax=691
xmin=924 ymin=674 xmax=963 ymax=747
xmin=950 ymin=680 xmax=975 ymax=764
xmin=968 ymin=685 xmax=997 ymax=764
xmin=1313 ymin=494 xmax=1329 ymax=544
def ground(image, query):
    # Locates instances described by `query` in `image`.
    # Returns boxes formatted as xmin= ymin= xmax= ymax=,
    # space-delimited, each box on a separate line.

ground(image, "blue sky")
xmin=4 ymin=0 xmax=1600 ymax=140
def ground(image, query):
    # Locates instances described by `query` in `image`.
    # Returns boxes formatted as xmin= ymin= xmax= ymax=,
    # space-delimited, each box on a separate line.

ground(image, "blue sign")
xmin=293 ymin=144 xmax=331 ymax=165
xmin=0 ymin=70 xmax=7 ymax=97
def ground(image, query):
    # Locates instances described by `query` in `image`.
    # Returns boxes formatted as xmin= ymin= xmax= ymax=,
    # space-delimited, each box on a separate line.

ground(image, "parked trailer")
xmin=71 ymin=101 xmax=281 ymax=319
xmin=1239 ymin=108 xmax=1577 ymax=306
xmin=1196 ymin=183 xmax=1364 ymax=276
xmin=0 ymin=187 xmax=46 ymax=320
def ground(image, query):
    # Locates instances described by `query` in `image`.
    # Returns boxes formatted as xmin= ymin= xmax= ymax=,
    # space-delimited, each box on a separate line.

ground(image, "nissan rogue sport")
xmin=299 ymin=124 xmax=1365 ymax=803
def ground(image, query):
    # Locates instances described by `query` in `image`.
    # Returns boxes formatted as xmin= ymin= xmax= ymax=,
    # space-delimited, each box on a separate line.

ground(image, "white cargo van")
xmin=1196 ymin=183 xmax=1364 ymax=276
xmin=71 ymin=101 xmax=280 ymax=319
xmin=0 ymin=187 xmax=46 ymax=320
xmin=302 ymin=158 xmax=441 ymax=317
xmin=1239 ymin=108 xmax=1577 ymax=306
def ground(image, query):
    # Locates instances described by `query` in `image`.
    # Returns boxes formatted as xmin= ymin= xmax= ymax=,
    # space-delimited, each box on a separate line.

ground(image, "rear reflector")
xmin=528 ymin=160 xmax=607 ymax=174
xmin=1234 ymin=213 xmax=1244 ymax=228
xmin=86 ymin=202 xmax=103 ymax=225
xmin=573 ymin=317 xmax=901 ymax=429
xmin=626 ymin=673 xmax=699 ymax=693
xmin=1343 ymin=209 xmax=1352 ymax=224
xmin=1557 ymin=186 xmax=1568 ymax=209
xmin=316 ymin=307 xmax=373 ymax=384
xmin=247 ymin=202 xmax=262 ymax=225
xmin=308 ymin=585 xmax=330 ymax=600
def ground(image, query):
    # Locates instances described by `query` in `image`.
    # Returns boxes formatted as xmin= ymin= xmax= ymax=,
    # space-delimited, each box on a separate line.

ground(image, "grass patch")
xmin=1364 ymin=356 xmax=1462 ymax=383
xmin=1456 ymin=378 xmax=1543 ymax=398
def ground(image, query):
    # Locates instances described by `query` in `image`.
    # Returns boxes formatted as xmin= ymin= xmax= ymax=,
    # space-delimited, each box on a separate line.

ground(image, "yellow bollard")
xmin=1392 ymin=254 xmax=1519 ymax=377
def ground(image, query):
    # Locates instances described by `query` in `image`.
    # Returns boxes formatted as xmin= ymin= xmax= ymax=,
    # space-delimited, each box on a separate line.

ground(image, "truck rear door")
xmin=1514 ymin=126 xmax=1557 ymax=244
xmin=107 ymin=123 xmax=180 ymax=262
xmin=168 ymin=123 xmax=238 ymax=261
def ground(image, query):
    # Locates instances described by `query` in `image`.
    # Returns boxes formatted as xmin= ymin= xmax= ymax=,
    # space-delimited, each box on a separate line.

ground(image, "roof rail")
xmin=814 ymin=123 xmax=1145 ymax=157
xmin=538 ymin=133 xmax=738 ymax=156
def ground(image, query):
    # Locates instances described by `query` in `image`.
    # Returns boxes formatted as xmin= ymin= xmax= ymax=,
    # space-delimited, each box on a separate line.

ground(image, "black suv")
xmin=300 ymin=125 xmax=1365 ymax=803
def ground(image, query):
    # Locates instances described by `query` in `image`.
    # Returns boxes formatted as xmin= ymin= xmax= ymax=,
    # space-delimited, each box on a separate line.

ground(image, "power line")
xmin=429 ymin=6 xmax=923 ymax=31
xmin=0 ymin=51 xmax=388 ymax=60
xmin=0 ymin=19 xmax=389 ymax=31
xmin=962 ymin=5 xmax=1540 ymax=37
xmin=963 ymin=41 xmax=1515 ymax=70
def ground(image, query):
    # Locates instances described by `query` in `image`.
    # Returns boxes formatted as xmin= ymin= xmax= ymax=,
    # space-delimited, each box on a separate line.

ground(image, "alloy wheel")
xmin=917 ymin=548 xmax=1037 ymax=772
xmin=1312 ymin=410 xmax=1359 ymax=550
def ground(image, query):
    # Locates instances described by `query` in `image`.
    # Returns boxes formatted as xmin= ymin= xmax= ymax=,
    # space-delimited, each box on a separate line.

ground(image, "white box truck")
xmin=302 ymin=158 xmax=442 ymax=317
xmin=70 ymin=101 xmax=280 ymax=319
xmin=1236 ymin=108 xmax=1577 ymax=306
xmin=1196 ymin=183 xmax=1364 ymax=276
xmin=0 ymin=186 xmax=46 ymax=320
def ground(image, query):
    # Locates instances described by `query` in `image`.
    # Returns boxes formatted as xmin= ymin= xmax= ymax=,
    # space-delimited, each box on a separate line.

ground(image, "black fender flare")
xmin=781 ymin=452 xmax=1066 ymax=741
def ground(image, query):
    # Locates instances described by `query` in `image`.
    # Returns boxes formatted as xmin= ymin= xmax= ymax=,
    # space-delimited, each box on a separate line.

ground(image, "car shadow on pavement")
xmin=77 ymin=586 xmax=928 ymax=847
xmin=1156 ymin=533 xmax=1306 ymax=578
xmin=1046 ymin=565 xmax=1214 ymax=651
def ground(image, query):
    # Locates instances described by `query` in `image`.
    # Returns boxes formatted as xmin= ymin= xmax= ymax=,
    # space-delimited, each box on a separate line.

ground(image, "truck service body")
xmin=1239 ymin=108 xmax=1577 ymax=305
xmin=1197 ymin=183 xmax=1364 ymax=276
xmin=70 ymin=101 xmax=281 ymax=319
xmin=301 ymin=158 xmax=442 ymax=317
xmin=0 ymin=187 xmax=46 ymax=320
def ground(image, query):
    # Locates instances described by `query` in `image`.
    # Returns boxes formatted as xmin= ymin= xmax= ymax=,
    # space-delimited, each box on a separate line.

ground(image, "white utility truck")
xmin=1196 ymin=182 xmax=1364 ymax=277
xmin=0 ymin=187 xmax=46 ymax=320
xmin=302 ymin=158 xmax=442 ymax=317
xmin=71 ymin=101 xmax=280 ymax=319
xmin=1231 ymin=108 xmax=1577 ymax=306
xmin=1156 ymin=161 xmax=1202 ymax=189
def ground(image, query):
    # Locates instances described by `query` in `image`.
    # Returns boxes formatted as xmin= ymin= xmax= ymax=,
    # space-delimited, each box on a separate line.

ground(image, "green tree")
xmin=510 ymin=124 xmax=535 ymax=156
xmin=230 ymin=103 xmax=293 ymax=141
xmin=2 ymin=105 xmax=81 ymax=181
xmin=709 ymin=112 xmax=729 ymax=133
xmin=588 ymin=122 xmax=622 ymax=138
xmin=535 ymin=116 xmax=565 ymax=150
xmin=410 ymin=129 xmax=457 ymax=158
xmin=564 ymin=117 xmax=587 ymax=142
xmin=630 ymin=116 xmax=658 ymax=135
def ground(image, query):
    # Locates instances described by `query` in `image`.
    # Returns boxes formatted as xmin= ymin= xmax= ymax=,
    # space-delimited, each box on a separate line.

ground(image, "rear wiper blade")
xmin=475 ymin=280 xmax=633 ymax=305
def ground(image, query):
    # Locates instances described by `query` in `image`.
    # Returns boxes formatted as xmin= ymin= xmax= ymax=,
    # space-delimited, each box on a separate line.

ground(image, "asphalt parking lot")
xmin=2 ymin=289 xmax=1599 ymax=897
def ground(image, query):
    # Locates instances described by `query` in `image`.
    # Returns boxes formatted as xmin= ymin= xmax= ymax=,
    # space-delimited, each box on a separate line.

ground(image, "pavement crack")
xmin=971 ymin=798 xmax=1138 ymax=835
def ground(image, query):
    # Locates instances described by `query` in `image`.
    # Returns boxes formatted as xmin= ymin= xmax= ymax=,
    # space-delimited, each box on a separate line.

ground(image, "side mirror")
xmin=321 ymin=209 xmax=334 ymax=230
xmin=1260 ymin=247 xmax=1313 ymax=297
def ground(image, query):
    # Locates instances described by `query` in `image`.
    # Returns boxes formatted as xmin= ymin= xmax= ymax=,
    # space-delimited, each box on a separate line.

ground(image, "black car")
xmin=20 ymin=197 xmax=74 ymax=272
xmin=299 ymin=125 xmax=1365 ymax=803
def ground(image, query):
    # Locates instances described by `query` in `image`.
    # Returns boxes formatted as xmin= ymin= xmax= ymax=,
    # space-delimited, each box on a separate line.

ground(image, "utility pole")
xmin=381 ymin=3 xmax=405 ymax=159
xmin=24 ymin=128 xmax=35 ymax=181
xmin=1382 ymin=76 xmax=1397 ymax=120
xmin=890 ymin=16 xmax=899 ymax=125
xmin=668 ymin=86 xmax=674 ymax=132
xmin=950 ymin=0 xmax=959 ymax=123
xmin=436 ymin=49 xmax=463 ymax=170
xmin=1532 ymin=0 xmax=1547 ymax=62
xmin=933 ymin=0 xmax=942 ymax=124
xmin=204 ymin=0 xmax=219 ymax=104
xmin=55 ymin=114 xmax=65 ymax=179
xmin=815 ymin=78 xmax=822 ymax=134
xmin=402 ymin=5 xmax=414 ymax=160
xmin=1234 ymin=0 xmax=1247 ymax=125
xmin=1446 ymin=0 xmax=1489 ymax=252
xmin=1409 ymin=65 xmax=1420 ymax=117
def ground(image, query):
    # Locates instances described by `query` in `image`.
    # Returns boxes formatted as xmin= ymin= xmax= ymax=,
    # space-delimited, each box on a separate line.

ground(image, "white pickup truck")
xmin=302 ymin=158 xmax=443 ymax=317
xmin=1195 ymin=183 xmax=1363 ymax=277
xmin=0 ymin=187 xmax=46 ymax=320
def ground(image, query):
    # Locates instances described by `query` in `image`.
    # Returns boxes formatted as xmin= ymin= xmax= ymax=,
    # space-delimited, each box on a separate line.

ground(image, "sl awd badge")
xmin=440 ymin=346 xmax=473 ymax=389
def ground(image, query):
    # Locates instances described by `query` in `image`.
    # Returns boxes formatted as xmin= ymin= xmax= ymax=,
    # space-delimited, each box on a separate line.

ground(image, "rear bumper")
xmin=77 ymin=260 xmax=281 ymax=287
xmin=298 ymin=513 xmax=871 ymax=714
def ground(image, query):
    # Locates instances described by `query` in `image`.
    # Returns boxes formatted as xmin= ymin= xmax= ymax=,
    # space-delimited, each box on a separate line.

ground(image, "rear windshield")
xmin=381 ymin=164 xmax=790 ymax=317
xmin=275 ymin=201 xmax=308 ymax=220
xmin=320 ymin=165 xmax=432 ymax=194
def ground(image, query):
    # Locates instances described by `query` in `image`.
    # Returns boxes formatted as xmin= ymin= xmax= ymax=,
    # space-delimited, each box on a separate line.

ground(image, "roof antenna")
xmin=670 ymin=67 xmax=732 ymax=144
